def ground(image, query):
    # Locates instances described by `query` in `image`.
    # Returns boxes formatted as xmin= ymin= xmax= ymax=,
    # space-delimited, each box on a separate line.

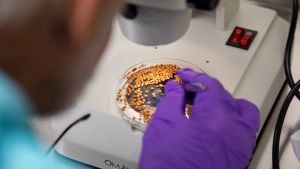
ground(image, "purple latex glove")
xmin=138 ymin=68 xmax=260 ymax=169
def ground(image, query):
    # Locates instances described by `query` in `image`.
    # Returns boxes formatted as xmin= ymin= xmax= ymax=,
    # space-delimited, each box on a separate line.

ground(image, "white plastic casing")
xmin=118 ymin=8 xmax=192 ymax=46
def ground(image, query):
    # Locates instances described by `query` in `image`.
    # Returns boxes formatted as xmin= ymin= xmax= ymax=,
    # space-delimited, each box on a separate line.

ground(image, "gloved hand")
xmin=138 ymin=68 xmax=260 ymax=169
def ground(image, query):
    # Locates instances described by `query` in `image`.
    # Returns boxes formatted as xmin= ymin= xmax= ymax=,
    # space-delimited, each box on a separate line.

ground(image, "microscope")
xmin=51 ymin=0 xmax=290 ymax=168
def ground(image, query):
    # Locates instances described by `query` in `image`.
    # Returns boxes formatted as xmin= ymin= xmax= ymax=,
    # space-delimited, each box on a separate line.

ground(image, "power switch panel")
xmin=226 ymin=27 xmax=257 ymax=50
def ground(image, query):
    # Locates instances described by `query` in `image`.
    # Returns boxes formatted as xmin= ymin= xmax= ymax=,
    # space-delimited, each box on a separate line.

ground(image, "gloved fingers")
xmin=152 ymin=81 xmax=186 ymax=122
xmin=177 ymin=68 xmax=224 ymax=93
xmin=183 ymin=83 xmax=206 ymax=93
xmin=189 ymin=98 xmax=238 ymax=121
xmin=177 ymin=68 xmax=234 ymax=106
xmin=142 ymin=121 xmax=164 ymax=148
xmin=176 ymin=68 xmax=201 ymax=82
xmin=237 ymin=99 xmax=260 ymax=133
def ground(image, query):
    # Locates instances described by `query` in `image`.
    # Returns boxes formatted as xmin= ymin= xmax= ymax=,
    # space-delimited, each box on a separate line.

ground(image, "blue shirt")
xmin=0 ymin=72 xmax=58 ymax=169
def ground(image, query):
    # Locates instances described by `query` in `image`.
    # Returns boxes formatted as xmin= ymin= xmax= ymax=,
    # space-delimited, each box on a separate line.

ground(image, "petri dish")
xmin=115 ymin=59 xmax=202 ymax=131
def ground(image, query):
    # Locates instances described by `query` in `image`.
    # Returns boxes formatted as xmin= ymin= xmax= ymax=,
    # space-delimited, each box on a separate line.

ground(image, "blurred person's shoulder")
xmin=0 ymin=71 xmax=34 ymax=125
xmin=0 ymin=71 xmax=60 ymax=169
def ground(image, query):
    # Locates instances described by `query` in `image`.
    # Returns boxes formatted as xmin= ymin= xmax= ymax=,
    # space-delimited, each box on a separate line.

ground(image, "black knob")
xmin=187 ymin=0 xmax=219 ymax=10
xmin=121 ymin=4 xmax=138 ymax=20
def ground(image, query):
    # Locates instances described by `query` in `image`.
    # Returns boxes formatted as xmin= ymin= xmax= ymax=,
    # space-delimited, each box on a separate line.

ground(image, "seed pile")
xmin=127 ymin=64 xmax=182 ymax=123
xmin=117 ymin=64 xmax=181 ymax=124
xmin=116 ymin=64 xmax=194 ymax=125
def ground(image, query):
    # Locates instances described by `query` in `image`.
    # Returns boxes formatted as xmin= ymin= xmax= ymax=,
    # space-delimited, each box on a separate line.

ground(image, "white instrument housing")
xmin=51 ymin=3 xmax=289 ymax=169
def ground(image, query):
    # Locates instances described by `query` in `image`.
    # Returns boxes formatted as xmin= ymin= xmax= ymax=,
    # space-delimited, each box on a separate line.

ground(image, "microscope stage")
xmin=51 ymin=4 xmax=289 ymax=169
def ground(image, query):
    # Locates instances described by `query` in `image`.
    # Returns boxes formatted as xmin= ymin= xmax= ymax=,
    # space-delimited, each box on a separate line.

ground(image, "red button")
xmin=240 ymin=31 xmax=253 ymax=46
xmin=231 ymin=36 xmax=239 ymax=44
xmin=227 ymin=26 xmax=257 ymax=50
xmin=235 ymin=28 xmax=243 ymax=35
xmin=240 ymin=38 xmax=249 ymax=46
xmin=231 ymin=28 xmax=244 ymax=44
xmin=245 ymin=32 xmax=253 ymax=38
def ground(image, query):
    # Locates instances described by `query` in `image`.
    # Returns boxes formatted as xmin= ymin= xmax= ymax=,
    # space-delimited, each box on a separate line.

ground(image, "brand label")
xmin=105 ymin=160 xmax=130 ymax=169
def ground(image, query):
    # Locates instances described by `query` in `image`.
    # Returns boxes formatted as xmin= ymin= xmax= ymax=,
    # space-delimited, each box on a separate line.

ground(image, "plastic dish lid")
xmin=115 ymin=58 xmax=202 ymax=131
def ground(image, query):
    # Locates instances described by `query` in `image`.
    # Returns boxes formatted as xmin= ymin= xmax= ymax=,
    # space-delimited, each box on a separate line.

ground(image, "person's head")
xmin=0 ymin=0 xmax=123 ymax=116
